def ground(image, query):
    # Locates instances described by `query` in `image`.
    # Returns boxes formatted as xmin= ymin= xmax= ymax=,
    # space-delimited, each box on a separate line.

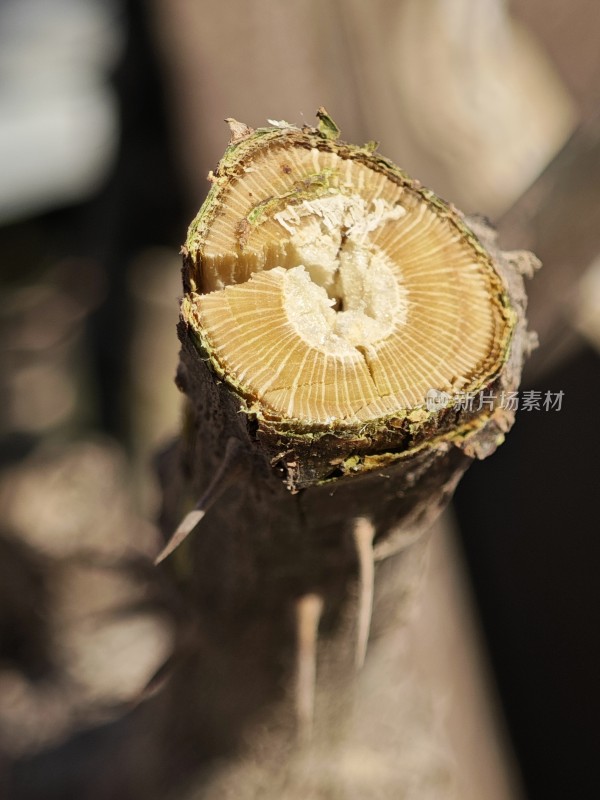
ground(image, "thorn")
xmin=353 ymin=517 xmax=376 ymax=670
xmin=225 ymin=118 xmax=254 ymax=144
xmin=295 ymin=593 xmax=323 ymax=744
xmin=127 ymin=654 xmax=177 ymax=709
xmin=155 ymin=510 xmax=206 ymax=565
xmin=155 ymin=438 xmax=244 ymax=564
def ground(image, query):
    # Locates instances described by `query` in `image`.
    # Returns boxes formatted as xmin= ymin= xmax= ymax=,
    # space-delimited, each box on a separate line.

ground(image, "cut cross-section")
xmin=185 ymin=119 xmax=513 ymax=428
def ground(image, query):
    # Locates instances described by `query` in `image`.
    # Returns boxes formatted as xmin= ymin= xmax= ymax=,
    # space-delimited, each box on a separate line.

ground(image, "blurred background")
xmin=0 ymin=1 xmax=598 ymax=798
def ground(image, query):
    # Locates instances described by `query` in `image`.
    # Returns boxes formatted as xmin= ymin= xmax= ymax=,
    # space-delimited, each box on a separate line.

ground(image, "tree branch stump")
xmin=155 ymin=112 xmax=537 ymax=798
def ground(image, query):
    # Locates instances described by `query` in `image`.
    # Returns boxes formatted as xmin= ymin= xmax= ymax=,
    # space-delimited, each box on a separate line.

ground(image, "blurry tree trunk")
xmin=150 ymin=0 xmax=573 ymax=218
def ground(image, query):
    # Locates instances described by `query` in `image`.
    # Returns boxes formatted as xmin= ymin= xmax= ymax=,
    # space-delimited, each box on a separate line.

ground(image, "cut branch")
xmin=156 ymin=111 xmax=538 ymax=794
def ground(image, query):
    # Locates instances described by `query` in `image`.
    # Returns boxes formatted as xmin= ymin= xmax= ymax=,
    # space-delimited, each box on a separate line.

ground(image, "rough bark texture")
xmin=152 ymin=212 xmax=537 ymax=797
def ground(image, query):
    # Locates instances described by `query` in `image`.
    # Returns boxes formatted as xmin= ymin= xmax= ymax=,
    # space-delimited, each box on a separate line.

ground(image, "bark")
xmin=152 ymin=203 xmax=537 ymax=797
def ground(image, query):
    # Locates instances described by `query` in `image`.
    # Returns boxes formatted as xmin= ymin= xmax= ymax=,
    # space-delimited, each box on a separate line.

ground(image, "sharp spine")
xmin=295 ymin=593 xmax=323 ymax=744
xmin=353 ymin=517 xmax=376 ymax=669
xmin=155 ymin=437 xmax=243 ymax=564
